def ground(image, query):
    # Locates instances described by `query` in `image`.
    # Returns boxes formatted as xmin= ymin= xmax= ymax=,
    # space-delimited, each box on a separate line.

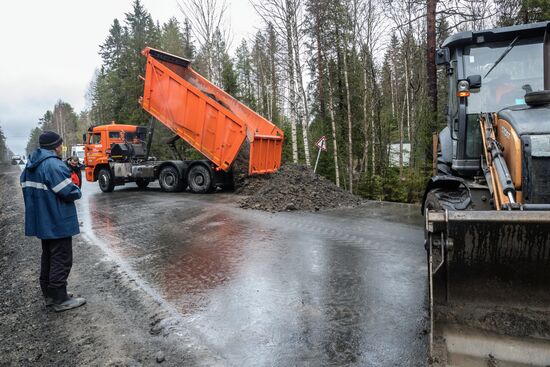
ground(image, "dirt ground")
xmin=0 ymin=164 xmax=220 ymax=367
xmin=238 ymin=163 xmax=364 ymax=212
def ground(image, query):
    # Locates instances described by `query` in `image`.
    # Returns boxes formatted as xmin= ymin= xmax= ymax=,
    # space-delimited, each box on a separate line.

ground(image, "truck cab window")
xmin=89 ymin=133 xmax=101 ymax=145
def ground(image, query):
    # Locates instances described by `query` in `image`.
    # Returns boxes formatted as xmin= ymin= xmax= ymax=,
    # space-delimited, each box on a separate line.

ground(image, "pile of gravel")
xmin=238 ymin=163 xmax=364 ymax=212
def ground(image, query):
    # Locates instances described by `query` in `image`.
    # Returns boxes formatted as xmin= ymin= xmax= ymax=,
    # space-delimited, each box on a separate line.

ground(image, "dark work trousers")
xmin=40 ymin=237 xmax=73 ymax=290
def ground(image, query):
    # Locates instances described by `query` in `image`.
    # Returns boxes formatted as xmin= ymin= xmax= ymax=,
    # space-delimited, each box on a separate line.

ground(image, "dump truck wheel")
xmin=98 ymin=168 xmax=115 ymax=193
xmin=135 ymin=178 xmax=149 ymax=189
xmin=187 ymin=165 xmax=213 ymax=193
xmin=159 ymin=166 xmax=184 ymax=192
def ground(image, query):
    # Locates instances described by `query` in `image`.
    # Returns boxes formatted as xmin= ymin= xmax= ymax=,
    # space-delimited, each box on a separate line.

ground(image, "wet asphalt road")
xmin=77 ymin=179 xmax=427 ymax=366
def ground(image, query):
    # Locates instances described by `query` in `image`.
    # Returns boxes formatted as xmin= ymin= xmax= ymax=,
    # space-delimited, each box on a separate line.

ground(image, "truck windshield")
xmin=463 ymin=38 xmax=543 ymax=114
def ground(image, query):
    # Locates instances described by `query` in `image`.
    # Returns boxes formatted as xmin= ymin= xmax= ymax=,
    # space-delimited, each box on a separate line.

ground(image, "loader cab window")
xmin=465 ymin=115 xmax=483 ymax=159
xmin=109 ymin=132 xmax=121 ymax=139
xmin=463 ymin=37 xmax=544 ymax=114
xmin=448 ymin=59 xmax=459 ymax=134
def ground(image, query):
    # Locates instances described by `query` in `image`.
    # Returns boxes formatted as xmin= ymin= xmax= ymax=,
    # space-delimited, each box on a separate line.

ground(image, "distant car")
xmin=70 ymin=145 xmax=85 ymax=168
xmin=11 ymin=155 xmax=21 ymax=165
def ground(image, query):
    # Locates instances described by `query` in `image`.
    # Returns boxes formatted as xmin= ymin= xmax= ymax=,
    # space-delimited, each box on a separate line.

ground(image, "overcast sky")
xmin=0 ymin=0 xmax=259 ymax=155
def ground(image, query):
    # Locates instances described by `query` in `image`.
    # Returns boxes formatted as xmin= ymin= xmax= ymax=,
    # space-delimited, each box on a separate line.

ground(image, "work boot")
xmin=41 ymin=284 xmax=73 ymax=307
xmin=41 ymin=283 xmax=53 ymax=307
xmin=49 ymin=287 xmax=86 ymax=312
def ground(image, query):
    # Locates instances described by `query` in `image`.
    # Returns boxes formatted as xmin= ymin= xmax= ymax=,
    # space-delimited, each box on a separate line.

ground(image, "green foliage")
xmin=221 ymin=54 xmax=238 ymax=95
xmin=26 ymin=127 xmax=43 ymax=155
xmin=358 ymin=168 xmax=429 ymax=203
xmin=496 ymin=0 xmax=550 ymax=26
xmin=24 ymin=100 xmax=86 ymax=158
xmin=235 ymin=40 xmax=256 ymax=108
xmin=160 ymin=17 xmax=187 ymax=57
xmin=90 ymin=0 xmax=160 ymax=127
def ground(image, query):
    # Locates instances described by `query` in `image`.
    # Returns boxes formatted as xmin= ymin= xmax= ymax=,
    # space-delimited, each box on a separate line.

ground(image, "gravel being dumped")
xmin=237 ymin=163 xmax=364 ymax=212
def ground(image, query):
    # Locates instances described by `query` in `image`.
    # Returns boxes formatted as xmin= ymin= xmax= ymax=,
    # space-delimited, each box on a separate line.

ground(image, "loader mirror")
xmin=436 ymin=48 xmax=450 ymax=65
xmin=82 ymin=134 xmax=86 ymax=143
xmin=467 ymin=75 xmax=482 ymax=89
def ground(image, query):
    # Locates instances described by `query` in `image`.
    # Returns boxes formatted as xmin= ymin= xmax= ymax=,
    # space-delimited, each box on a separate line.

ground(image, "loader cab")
xmin=438 ymin=21 xmax=549 ymax=177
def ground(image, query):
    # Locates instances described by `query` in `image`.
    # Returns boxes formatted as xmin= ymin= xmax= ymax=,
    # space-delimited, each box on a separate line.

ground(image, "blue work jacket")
xmin=20 ymin=149 xmax=82 ymax=239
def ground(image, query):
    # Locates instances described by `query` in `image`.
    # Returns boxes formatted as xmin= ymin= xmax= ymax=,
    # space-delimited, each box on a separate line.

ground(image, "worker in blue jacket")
xmin=20 ymin=131 xmax=86 ymax=312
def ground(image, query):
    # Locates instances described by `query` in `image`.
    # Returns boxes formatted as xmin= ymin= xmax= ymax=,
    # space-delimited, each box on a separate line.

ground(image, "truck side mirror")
xmin=467 ymin=75 xmax=482 ymax=89
xmin=436 ymin=48 xmax=450 ymax=65
xmin=82 ymin=134 xmax=87 ymax=143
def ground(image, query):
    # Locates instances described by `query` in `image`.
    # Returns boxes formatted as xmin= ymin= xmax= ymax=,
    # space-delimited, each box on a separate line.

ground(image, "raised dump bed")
xmin=140 ymin=47 xmax=283 ymax=175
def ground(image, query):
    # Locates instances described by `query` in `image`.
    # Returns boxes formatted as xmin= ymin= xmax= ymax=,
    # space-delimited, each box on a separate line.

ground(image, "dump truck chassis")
xmin=96 ymin=160 xmax=232 ymax=193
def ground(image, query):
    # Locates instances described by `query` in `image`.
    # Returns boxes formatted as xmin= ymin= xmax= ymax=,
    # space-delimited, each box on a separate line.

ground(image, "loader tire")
xmin=423 ymin=188 xmax=471 ymax=212
xmin=98 ymin=168 xmax=115 ymax=193
xmin=423 ymin=188 xmax=471 ymax=253
xmin=159 ymin=166 xmax=185 ymax=192
xmin=187 ymin=165 xmax=213 ymax=193
xmin=424 ymin=190 xmax=443 ymax=212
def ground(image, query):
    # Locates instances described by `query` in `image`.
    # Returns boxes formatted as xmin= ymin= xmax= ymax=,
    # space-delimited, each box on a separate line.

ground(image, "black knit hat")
xmin=39 ymin=131 xmax=63 ymax=150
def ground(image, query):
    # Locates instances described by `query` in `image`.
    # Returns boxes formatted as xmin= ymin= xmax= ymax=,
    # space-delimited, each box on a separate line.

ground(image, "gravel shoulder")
xmin=0 ymin=164 xmax=220 ymax=367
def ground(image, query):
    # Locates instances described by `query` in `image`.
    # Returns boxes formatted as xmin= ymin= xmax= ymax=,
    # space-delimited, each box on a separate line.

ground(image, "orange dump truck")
xmin=84 ymin=48 xmax=283 ymax=193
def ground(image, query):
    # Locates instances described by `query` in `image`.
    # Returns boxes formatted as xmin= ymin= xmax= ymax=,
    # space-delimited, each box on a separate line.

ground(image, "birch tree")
xmin=252 ymin=0 xmax=304 ymax=164
xmin=178 ymin=0 xmax=230 ymax=83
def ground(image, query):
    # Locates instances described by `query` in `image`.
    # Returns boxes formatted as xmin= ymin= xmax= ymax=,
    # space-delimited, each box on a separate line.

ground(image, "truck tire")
xmin=135 ymin=178 xmax=150 ymax=189
xmin=159 ymin=166 xmax=184 ymax=192
xmin=98 ymin=168 xmax=115 ymax=193
xmin=187 ymin=165 xmax=213 ymax=193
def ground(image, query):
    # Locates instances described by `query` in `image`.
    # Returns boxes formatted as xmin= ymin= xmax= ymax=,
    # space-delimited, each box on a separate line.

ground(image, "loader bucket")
xmin=427 ymin=210 xmax=550 ymax=280
xmin=426 ymin=210 xmax=550 ymax=365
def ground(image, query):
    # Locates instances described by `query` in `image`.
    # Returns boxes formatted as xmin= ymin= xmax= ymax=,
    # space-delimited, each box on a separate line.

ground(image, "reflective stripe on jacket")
xmin=20 ymin=148 xmax=82 ymax=239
